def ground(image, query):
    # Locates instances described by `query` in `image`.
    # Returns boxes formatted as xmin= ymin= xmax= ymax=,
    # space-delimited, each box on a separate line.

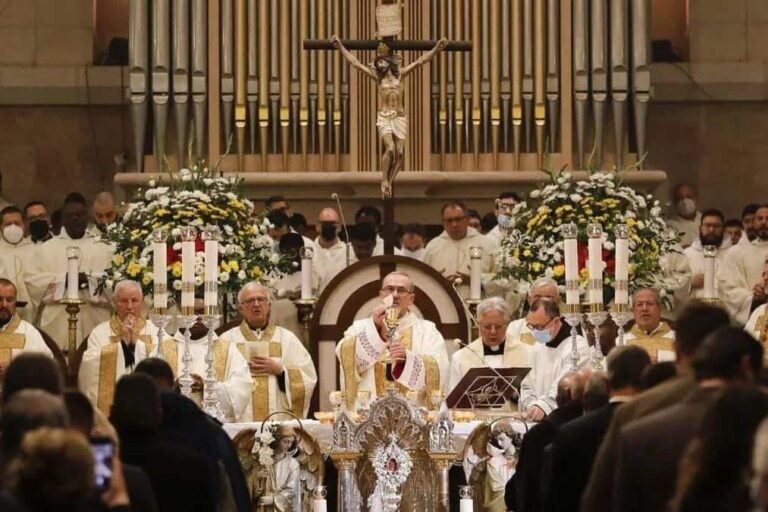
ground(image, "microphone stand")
xmin=331 ymin=193 xmax=351 ymax=267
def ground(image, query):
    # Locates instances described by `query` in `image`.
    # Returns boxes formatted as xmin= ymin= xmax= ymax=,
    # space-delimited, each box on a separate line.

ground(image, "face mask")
xmin=497 ymin=214 xmax=512 ymax=230
xmin=532 ymin=328 xmax=552 ymax=344
xmin=320 ymin=222 xmax=337 ymax=241
xmin=401 ymin=248 xmax=424 ymax=260
xmin=96 ymin=223 xmax=108 ymax=233
xmin=676 ymin=198 xmax=697 ymax=217
xmin=2 ymin=225 xmax=23 ymax=245
xmin=29 ymin=219 xmax=50 ymax=240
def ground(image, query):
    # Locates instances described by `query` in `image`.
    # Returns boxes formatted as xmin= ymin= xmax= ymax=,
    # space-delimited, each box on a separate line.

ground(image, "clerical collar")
xmin=483 ymin=340 xmax=505 ymax=355
xmin=546 ymin=321 xmax=571 ymax=349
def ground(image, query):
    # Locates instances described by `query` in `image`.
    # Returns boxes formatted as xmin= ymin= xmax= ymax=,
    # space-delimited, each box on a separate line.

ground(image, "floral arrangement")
xmin=252 ymin=424 xmax=277 ymax=466
xmin=496 ymin=170 xmax=681 ymax=304
xmin=99 ymin=165 xmax=292 ymax=304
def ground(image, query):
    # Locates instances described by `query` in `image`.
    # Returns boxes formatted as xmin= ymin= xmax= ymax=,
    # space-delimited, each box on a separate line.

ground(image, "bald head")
xmin=92 ymin=191 xmax=117 ymax=228
xmin=317 ymin=207 xmax=340 ymax=224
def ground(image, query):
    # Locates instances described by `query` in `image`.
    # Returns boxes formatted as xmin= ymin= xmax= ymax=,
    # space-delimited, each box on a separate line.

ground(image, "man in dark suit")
xmin=506 ymin=368 xmax=591 ymax=512
xmin=546 ymin=346 xmax=651 ymax=512
xmin=581 ymin=301 xmax=730 ymax=512
xmin=612 ymin=328 xmax=763 ymax=512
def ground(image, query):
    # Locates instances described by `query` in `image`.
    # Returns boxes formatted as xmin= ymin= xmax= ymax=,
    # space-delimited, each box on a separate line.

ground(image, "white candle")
xmin=564 ymin=237 xmax=579 ymax=305
xmin=614 ymin=236 xmax=629 ymax=305
xmin=181 ymin=232 xmax=195 ymax=309
xmin=460 ymin=498 xmax=474 ymax=512
xmin=153 ymin=239 xmax=167 ymax=310
xmin=469 ymin=246 xmax=482 ymax=300
xmin=204 ymin=238 xmax=218 ymax=307
xmin=703 ymin=246 xmax=716 ymax=299
xmin=312 ymin=499 xmax=327 ymax=512
xmin=301 ymin=257 xmax=313 ymax=300
xmin=66 ymin=249 xmax=79 ymax=300
xmin=588 ymin=225 xmax=603 ymax=305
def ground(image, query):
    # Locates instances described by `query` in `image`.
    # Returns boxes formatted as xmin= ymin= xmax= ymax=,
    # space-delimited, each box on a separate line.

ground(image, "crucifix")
xmin=304 ymin=1 xmax=470 ymax=255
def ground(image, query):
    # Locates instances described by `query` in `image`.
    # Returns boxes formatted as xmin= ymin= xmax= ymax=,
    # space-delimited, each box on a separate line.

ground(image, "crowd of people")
xmin=0 ymin=184 xmax=767 ymax=511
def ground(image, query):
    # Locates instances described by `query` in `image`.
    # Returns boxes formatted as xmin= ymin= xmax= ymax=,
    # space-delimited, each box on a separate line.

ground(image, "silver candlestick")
xmin=563 ymin=303 xmax=582 ymax=371
xmin=610 ymin=302 xmax=632 ymax=347
xmin=201 ymin=312 xmax=223 ymax=420
xmin=177 ymin=314 xmax=197 ymax=397
xmin=587 ymin=304 xmax=609 ymax=371
xmin=149 ymin=309 xmax=171 ymax=360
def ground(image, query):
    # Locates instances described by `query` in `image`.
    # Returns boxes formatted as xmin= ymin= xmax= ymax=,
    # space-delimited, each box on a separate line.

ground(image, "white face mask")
xmin=2 ymin=225 xmax=24 ymax=245
xmin=401 ymin=248 xmax=424 ymax=260
xmin=676 ymin=198 xmax=697 ymax=217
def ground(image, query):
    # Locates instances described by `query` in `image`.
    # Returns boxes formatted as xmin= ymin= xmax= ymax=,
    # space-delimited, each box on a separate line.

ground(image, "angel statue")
xmin=233 ymin=419 xmax=324 ymax=512
xmin=462 ymin=419 xmax=526 ymax=512
xmin=330 ymin=35 xmax=448 ymax=199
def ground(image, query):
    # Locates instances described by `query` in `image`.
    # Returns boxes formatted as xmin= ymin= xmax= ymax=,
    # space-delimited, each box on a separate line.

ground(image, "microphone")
xmin=331 ymin=193 xmax=351 ymax=267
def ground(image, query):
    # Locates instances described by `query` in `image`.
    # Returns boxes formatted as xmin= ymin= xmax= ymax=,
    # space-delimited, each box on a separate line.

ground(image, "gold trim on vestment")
xmin=756 ymin=311 xmax=768 ymax=363
xmin=238 ymin=321 xmax=276 ymax=343
xmin=97 ymin=344 xmax=119 ymax=413
xmin=0 ymin=314 xmax=25 ymax=365
xmin=520 ymin=333 xmax=534 ymax=346
xmin=213 ymin=341 xmax=229 ymax=381
xmin=422 ymin=355 xmax=440 ymax=400
xmin=629 ymin=322 xmax=672 ymax=339
xmin=236 ymin=323 xmax=283 ymax=420
xmin=163 ymin=340 xmax=179 ymax=377
xmin=340 ymin=337 xmax=357 ymax=410
xmin=628 ymin=337 xmax=673 ymax=358
xmin=287 ymin=367 xmax=305 ymax=417
xmin=108 ymin=315 xmax=153 ymax=354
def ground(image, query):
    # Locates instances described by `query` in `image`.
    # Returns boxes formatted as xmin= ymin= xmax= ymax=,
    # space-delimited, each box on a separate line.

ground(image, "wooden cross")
xmin=303 ymin=1 xmax=470 ymax=255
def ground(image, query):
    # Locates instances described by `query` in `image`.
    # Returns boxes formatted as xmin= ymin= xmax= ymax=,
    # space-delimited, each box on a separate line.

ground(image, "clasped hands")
xmin=249 ymin=356 xmax=283 ymax=376
xmin=120 ymin=314 xmax=138 ymax=345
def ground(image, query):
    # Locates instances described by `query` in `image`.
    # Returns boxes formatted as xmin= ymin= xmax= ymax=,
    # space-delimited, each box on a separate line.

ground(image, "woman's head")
xmin=271 ymin=424 xmax=297 ymax=454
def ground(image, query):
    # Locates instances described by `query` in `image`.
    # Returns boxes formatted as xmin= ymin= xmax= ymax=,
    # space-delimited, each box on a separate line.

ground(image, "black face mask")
xmin=29 ymin=219 xmax=50 ymax=240
xmin=96 ymin=223 xmax=108 ymax=233
xmin=320 ymin=222 xmax=337 ymax=241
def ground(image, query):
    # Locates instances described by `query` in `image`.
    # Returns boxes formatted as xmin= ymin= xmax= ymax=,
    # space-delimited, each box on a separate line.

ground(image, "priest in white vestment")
xmin=312 ymin=207 xmax=349 ymax=293
xmin=422 ymin=201 xmax=498 ymax=298
xmin=0 ymin=278 xmax=53 ymax=370
xmin=718 ymin=205 xmax=768 ymax=324
xmin=25 ymin=197 xmax=114 ymax=348
xmin=448 ymin=298 xmax=530 ymax=406
xmin=682 ymin=210 xmax=732 ymax=302
xmin=78 ymin=280 xmax=158 ymax=413
xmin=159 ymin=307 xmax=253 ymax=422
xmin=505 ymin=277 xmax=561 ymax=346
xmin=336 ymin=271 xmax=449 ymax=412
xmin=623 ymin=288 xmax=676 ymax=362
xmin=0 ymin=206 xmax=35 ymax=322
xmin=666 ymin=183 xmax=701 ymax=249
xmin=219 ymin=282 xmax=316 ymax=421
xmin=745 ymin=299 xmax=768 ymax=365
xmin=519 ymin=298 xmax=589 ymax=421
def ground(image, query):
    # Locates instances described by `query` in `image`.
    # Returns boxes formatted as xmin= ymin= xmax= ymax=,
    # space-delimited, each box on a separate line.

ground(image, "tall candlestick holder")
xmin=587 ymin=304 xmax=608 ymax=370
xmin=294 ymin=297 xmax=317 ymax=349
xmin=466 ymin=298 xmax=481 ymax=341
xmin=201 ymin=309 xmax=223 ymax=420
xmin=563 ymin=302 xmax=582 ymax=371
xmin=610 ymin=301 xmax=632 ymax=347
xmin=60 ymin=298 xmax=85 ymax=370
xmin=177 ymin=312 xmax=197 ymax=397
xmin=149 ymin=306 xmax=170 ymax=361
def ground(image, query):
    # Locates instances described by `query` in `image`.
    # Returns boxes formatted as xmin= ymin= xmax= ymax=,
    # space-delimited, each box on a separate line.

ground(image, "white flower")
xmin=173 ymin=242 xmax=182 ymax=251
xmin=194 ymin=275 xmax=204 ymax=286
xmin=237 ymin=270 xmax=246 ymax=280
xmin=529 ymin=190 xmax=541 ymax=199
xmin=171 ymin=228 xmax=181 ymax=238
xmin=148 ymin=179 xmax=156 ymax=187
xmin=179 ymin=168 xmax=192 ymax=181
xmin=269 ymin=253 xmax=279 ymax=264
xmin=570 ymin=193 xmax=583 ymax=202
xmin=138 ymin=257 xmax=148 ymax=267
xmin=172 ymin=280 xmax=182 ymax=290
xmin=258 ymin=447 xmax=273 ymax=466
xmin=220 ymin=272 xmax=230 ymax=283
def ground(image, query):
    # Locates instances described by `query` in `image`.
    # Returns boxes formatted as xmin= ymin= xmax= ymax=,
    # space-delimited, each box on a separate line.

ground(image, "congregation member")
xmin=682 ymin=209 xmax=732 ymax=302
xmin=355 ymin=205 xmax=385 ymax=255
xmin=724 ymin=218 xmax=744 ymax=246
xmin=162 ymin=300 xmax=252 ymax=422
xmin=219 ymin=282 xmax=316 ymax=420
xmin=740 ymin=203 xmax=760 ymax=245
xmin=547 ymin=345 xmax=652 ymax=512
xmin=719 ymin=204 xmax=768 ymax=324
xmin=612 ymin=328 xmax=763 ymax=512
xmin=266 ymin=209 xmax=291 ymax=249
xmin=518 ymin=298 xmax=590 ymax=421
xmin=581 ymin=301 xmax=730 ymax=512
xmin=0 ymin=206 xmax=34 ymax=322
xmin=0 ymin=278 xmax=53 ymax=366
xmin=23 ymin=200 xmax=53 ymax=244
xmin=505 ymin=277 xmax=560 ymax=346
xmin=395 ymin=222 xmax=426 ymax=259
xmin=743 ymin=259 xmax=768 ymax=360
xmin=624 ymin=288 xmax=676 ymax=362
xmin=78 ymin=280 xmax=159 ymax=413
xmin=336 ymin=271 xmax=448 ymax=411
xmin=349 ymin=222 xmax=378 ymax=263
xmin=270 ymin=233 xmax=306 ymax=338
xmin=667 ymin=183 xmax=701 ymax=248
xmin=89 ymin=190 xmax=118 ymax=235
xmin=467 ymin=208 xmax=483 ymax=232
xmin=311 ymin=206 xmax=348 ymax=293
xmin=266 ymin=195 xmax=314 ymax=247
xmin=26 ymin=193 xmax=114 ymax=348
xmin=448 ymin=297 xmax=531 ymax=395
xmin=485 ymin=191 xmax=521 ymax=247
xmin=422 ymin=200 xmax=497 ymax=298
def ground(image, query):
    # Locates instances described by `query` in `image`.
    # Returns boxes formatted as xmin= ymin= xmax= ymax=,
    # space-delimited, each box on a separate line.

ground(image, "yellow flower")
xmin=112 ymin=254 xmax=125 ymax=266
xmin=250 ymin=267 xmax=263 ymax=279
xmin=142 ymin=272 xmax=153 ymax=286
xmin=197 ymin=203 xmax=208 ymax=211
xmin=171 ymin=262 xmax=182 ymax=278
xmin=532 ymin=262 xmax=542 ymax=273
xmin=523 ymin=249 xmax=532 ymax=257
xmin=126 ymin=261 xmax=142 ymax=277
xmin=154 ymin=208 xmax=169 ymax=217
xmin=553 ymin=265 xmax=565 ymax=278
xmin=220 ymin=261 xmax=230 ymax=272
xmin=580 ymin=268 xmax=589 ymax=279
xmin=229 ymin=260 xmax=239 ymax=272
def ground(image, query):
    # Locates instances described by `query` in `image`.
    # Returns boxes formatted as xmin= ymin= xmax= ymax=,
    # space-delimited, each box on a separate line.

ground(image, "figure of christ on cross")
xmin=330 ymin=35 xmax=448 ymax=199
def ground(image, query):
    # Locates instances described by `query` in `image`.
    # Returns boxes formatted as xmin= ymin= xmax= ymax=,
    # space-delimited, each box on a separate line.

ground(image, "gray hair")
xmin=112 ymin=280 xmax=142 ymax=303
xmin=476 ymin=297 xmax=511 ymax=322
xmin=382 ymin=271 xmax=414 ymax=292
xmin=632 ymin=287 xmax=660 ymax=305
xmin=237 ymin=281 xmax=273 ymax=304
xmin=529 ymin=297 xmax=560 ymax=319
xmin=528 ymin=276 xmax=559 ymax=296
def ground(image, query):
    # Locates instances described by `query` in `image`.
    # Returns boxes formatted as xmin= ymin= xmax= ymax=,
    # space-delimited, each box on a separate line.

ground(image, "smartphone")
xmin=91 ymin=436 xmax=114 ymax=492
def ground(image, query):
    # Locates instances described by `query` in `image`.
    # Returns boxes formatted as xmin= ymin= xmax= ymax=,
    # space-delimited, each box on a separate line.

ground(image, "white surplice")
xmin=682 ymin=239 xmax=731 ymax=302
xmin=0 ymin=313 xmax=54 ymax=361
xmin=718 ymin=239 xmax=768 ymax=325
xmin=447 ymin=337 xmax=531 ymax=398
xmin=218 ymin=323 xmax=317 ymax=420
xmin=336 ymin=312 xmax=449 ymax=412
xmin=311 ymin=238 xmax=348 ymax=293
xmin=24 ymin=230 xmax=114 ymax=348
xmin=667 ymin=212 xmax=702 ymax=249
xmin=744 ymin=304 xmax=768 ymax=364
xmin=0 ymin=238 xmax=36 ymax=323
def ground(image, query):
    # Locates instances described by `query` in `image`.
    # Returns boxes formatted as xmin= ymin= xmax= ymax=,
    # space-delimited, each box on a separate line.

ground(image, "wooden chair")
xmin=37 ymin=329 xmax=70 ymax=385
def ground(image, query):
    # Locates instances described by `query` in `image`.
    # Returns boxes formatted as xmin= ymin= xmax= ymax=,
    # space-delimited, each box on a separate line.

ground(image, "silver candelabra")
xmin=201 ymin=312 xmax=223 ymax=420
xmin=587 ymin=304 xmax=608 ymax=371
xmin=177 ymin=314 xmax=197 ymax=397
xmin=563 ymin=302 xmax=582 ymax=371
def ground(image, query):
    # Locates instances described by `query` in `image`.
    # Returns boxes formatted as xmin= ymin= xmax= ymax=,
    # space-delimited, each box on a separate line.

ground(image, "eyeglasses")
xmin=381 ymin=286 xmax=413 ymax=296
xmin=479 ymin=323 xmax=507 ymax=332
xmin=241 ymin=297 xmax=270 ymax=306
xmin=526 ymin=316 xmax=555 ymax=331
xmin=443 ymin=216 xmax=467 ymax=224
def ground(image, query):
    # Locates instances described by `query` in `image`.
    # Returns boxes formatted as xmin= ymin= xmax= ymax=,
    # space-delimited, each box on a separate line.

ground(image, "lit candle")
xmin=203 ymin=226 xmax=220 ymax=308
xmin=300 ymin=246 xmax=314 ymax=300
xmin=180 ymin=226 xmax=197 ymax=311
xmin=587 ymin=223 xmax=604 ymax=305
xmin=459 ymin=486 xmax=474 ymax=512
xmin=66 ymin=246 xmax=81 ymax=300
xmin=469 ymin=246 xmax=483 ymax=300
xmin=614 ymin=224 xmax=630 ymax=305
xmin=312 ymin=485 xmax=327 ymax=512
xmin=703 ymin=245 xmax=716 ymax=299
xmin=152 ymin=229 xmax=168 ymax=310
xmin=562 ymin=223 xmax=579 ymax=305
